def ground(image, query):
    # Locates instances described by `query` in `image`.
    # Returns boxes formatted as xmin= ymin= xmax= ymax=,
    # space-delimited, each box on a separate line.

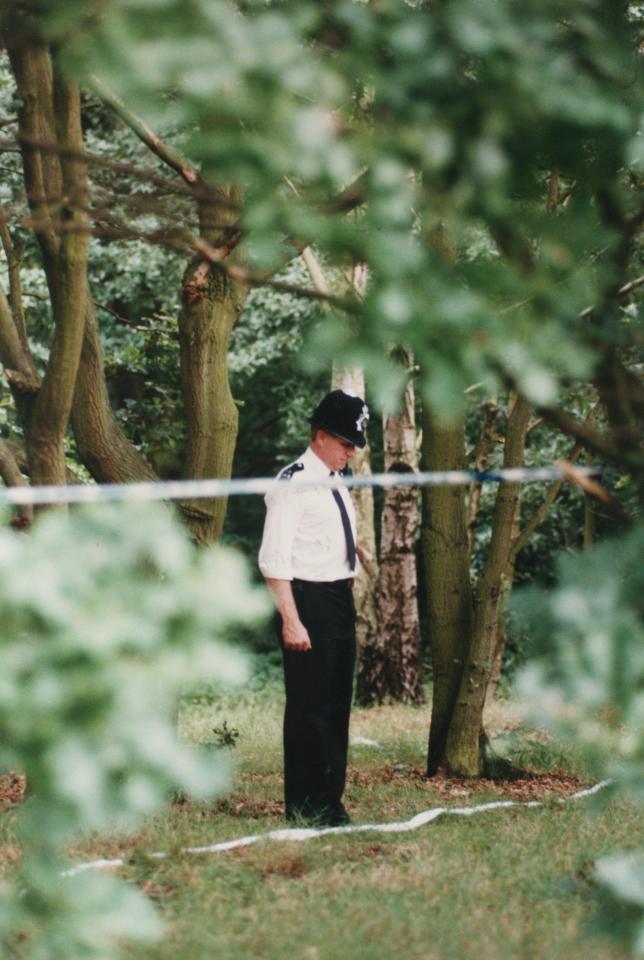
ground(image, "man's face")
xmin=312 ymin=430 xmax=356 ymax=472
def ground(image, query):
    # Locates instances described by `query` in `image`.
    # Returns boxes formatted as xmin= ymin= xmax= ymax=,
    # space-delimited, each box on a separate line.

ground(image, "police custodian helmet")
xmin=308 ymin=389 xmax=369 ymax=449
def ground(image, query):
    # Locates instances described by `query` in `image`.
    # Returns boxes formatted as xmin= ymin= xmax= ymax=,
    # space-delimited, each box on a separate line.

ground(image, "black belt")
xmin=292 ymin=577 xmax=353 ymax=589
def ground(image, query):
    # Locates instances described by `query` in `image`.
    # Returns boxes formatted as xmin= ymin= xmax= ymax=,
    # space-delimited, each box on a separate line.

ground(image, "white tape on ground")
xmin=61 ymin=779 xmax=613 ymax=878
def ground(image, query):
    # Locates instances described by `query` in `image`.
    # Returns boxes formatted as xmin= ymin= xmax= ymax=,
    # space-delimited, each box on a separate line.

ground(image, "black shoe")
xmin=285 ymin=804 xmax=350 ymax=827
xmin=322 ymin=803 xmax=351 ymax=827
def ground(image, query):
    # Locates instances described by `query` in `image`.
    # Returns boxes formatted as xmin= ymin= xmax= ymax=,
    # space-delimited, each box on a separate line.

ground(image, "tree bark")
xmin=71 ymin=296 xmax=157 ymax=483
xmin=466 ymin=400 xmax=498 ymax=556
xmin=444 ymin=395 xmax=532 ymax=775
xmin=379 ymin=354 xmax=423 ymax=703
xmin=0 ymin=437 xmax=33 ymax=528
xmin=8 ymin=43 xmax=89 ymax=487
xmin=179 ymin=192 xmax=249 ymax=543
xmin=583 ymin=492 xmax=596 ymax=548
xmin=0 ymin=208 xmax=29 ymax=351
xmin=5 ymin=41 xmax=159 ymax=491
xmin=329 ymin=365 xmax=380 ymax=704
xmin=421 ymin=412 xmax=473 ymax=775
xmin=485 ymin=494 xmax=520 ymax=704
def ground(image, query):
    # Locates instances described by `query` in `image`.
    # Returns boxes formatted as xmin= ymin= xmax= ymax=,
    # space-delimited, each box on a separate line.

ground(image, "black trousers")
xmin=281 ymin=578 xmax=356 ymax=820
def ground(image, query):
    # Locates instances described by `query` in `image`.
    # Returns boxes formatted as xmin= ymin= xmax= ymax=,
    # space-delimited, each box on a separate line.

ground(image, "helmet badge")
xmin=356 ymin=404 xmax=369 ymax=435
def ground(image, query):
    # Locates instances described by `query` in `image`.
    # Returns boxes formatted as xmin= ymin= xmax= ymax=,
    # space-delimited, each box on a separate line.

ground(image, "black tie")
xmin=330 ymin=473 xmax=356 ymax=573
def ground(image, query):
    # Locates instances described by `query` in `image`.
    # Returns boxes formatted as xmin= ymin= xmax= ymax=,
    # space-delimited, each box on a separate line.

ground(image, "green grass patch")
xmin=2 ymin=683 xmax=641 ymax=960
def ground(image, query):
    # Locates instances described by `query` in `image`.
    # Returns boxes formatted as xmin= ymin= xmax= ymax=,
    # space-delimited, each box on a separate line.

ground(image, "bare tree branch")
xmin=0 ymin=136 xmax=239 ymax=208
xmin=87 ymin=74 xmax=203 ymax=188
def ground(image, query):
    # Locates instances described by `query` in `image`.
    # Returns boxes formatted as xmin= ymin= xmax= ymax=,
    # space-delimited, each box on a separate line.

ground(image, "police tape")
xmin=62 ymin=779 xmax=612 ymax=878
xmin=0 ymin=465 xmax=602 ymax=507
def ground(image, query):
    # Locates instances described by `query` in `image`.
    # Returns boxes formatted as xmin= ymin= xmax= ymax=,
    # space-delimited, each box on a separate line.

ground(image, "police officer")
xmin=258 ymin=389 xmax=369 ymax=825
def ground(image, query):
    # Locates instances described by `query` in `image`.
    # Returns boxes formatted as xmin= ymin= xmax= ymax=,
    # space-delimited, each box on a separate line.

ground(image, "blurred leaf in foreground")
xmin=514 ymin=523 xmax=644 ymax=955
xmin=0 ymin=502 xmax=269 ymax=960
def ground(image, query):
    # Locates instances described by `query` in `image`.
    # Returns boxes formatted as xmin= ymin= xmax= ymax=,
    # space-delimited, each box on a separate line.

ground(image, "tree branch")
xmin=7 ymin=41 xmax=62 ymax=281
xmin=466 ymin=400 xmax=498 ymax=557
xmin=555 ymin=459 xmax=631 ymax=523
xmin=87 ymin=74 xmax=203 ymax=188
xmin=300 ymin=245 xmax=332 ymax=314
xmin=0 ymin=277 xmax=40 ymax=389
xmin=0 ymin=437 xmax=33 ymax=528
xmin=511 ymin=401 xmax=602 ymax=558
xmin=0 ymin=202 xmax=28 ymax=349
xmin=535 ymin=401 xmax=617 ymax=461
xmin=195 ymin=237 xmax=359 ymax=308
xmin=0 ymin=136 xmax=239 ymax=208
xmin=578 ymin=274 xmax=644 ymax=318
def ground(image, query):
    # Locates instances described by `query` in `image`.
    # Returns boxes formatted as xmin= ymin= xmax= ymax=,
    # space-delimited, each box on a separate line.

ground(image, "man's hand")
xmin=282 ymin=617 xmax=312 ymax=652
xmin=264 ymin=578 xmax=312 ymax=652
xmin=356 ymin=544 xmax=376 ymax=578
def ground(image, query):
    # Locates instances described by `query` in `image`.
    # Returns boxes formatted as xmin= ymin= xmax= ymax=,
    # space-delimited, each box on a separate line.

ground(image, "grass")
xmin=2 ymin=680 xmax=642 ymax=960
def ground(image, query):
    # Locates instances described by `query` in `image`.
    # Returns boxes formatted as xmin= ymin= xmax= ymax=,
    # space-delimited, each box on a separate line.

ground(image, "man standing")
xmin=258 ymin=389 xmax=369 ymax=826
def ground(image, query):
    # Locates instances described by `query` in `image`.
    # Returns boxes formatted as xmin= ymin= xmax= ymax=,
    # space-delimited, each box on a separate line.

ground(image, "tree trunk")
xmin=486 ymin=492 xmax=521 ymax=704
xmin=6 ymin=47 xmax=248 ymax=532
xmin=71 ymin=297 xmax=158 ymax=483
xmin=444 ymin=395 xmax=532 ymax=775
xmin=8 ymin=43 xmax=89 ymax=487
xmin=421 ymin=411 xmax=473 ymax=775
xmin=179 ymin=194 xmax=249 ymax=543
xmin=329 ymin=366 xmax=381 ymax=704
xmin=379 ymin=355 xmax=423 ymax=703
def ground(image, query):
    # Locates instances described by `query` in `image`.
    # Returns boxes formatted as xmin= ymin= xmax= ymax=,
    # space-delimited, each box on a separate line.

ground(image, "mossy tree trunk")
xmin=5 ymin=40 xmax=156 ymax=499
xmin=71 ymin=296 xmax=157 ymax=484
xmin=485 ymin=498 xmax=520 ymax=705
xmin=179 ymin=193 xmax=249 ymax=542
xmin=443 ymin=395 xmax=532 ymax=775
xmin=3 ymin=45 xmax=248 ymax=543
xmin=422 ymin=394 xmax=533 ymax=776
xmin=422 ymin=412 xmax=473 ymax=775
xmin=7 ymin=42 xmax=89 ymax=488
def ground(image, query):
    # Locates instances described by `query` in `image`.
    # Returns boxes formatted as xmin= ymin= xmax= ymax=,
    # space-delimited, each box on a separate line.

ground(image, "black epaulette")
xmin=279 ymin=462 xmax=304 ymax=481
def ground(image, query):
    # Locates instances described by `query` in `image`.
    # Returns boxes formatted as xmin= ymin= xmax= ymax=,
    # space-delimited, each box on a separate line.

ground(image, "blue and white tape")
xmin=0 ymin=465 xmax=601 ymax=508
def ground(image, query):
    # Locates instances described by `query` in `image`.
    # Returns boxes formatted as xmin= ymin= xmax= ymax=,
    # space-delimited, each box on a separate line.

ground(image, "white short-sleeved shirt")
xmin=258 ymin=446 xmax=357 ymax=582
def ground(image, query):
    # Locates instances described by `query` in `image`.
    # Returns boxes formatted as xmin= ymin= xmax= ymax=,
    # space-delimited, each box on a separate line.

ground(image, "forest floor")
xmin=1 ymin=679 xmax=641 ymax=960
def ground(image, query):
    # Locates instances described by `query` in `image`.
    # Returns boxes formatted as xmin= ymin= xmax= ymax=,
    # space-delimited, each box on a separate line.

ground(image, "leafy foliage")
xmin=514 ymin=523 xmax=644 ymax=955
xmin=19 ymin=0 xmax=639 ymax=423
xmin=0 ymin=502 xmax=269 ymax=959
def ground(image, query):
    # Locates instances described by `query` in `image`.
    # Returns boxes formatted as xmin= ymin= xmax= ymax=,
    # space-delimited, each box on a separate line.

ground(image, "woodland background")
xmin=0 ymin=2 xmax=642 ymax=958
